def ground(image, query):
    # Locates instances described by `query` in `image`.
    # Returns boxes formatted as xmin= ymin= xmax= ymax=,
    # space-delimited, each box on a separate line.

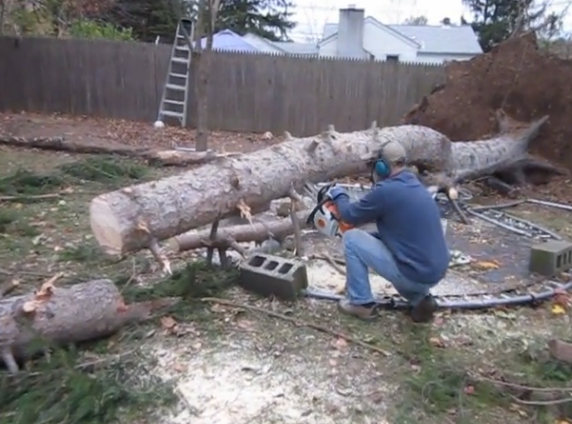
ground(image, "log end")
xmin=89 ymin=197 xmax=124 ymax=256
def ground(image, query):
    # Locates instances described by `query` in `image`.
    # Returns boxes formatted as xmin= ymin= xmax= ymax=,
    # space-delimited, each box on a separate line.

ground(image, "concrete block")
xmin=529 ymin=240 xmax=572 ymax=277
xmin=238 ymin=253 xmax=308 ymax=301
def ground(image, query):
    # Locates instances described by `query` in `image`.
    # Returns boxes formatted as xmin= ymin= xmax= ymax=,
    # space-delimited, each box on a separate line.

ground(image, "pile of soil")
xmin=402 ymin=32 xmax=572 ymax=171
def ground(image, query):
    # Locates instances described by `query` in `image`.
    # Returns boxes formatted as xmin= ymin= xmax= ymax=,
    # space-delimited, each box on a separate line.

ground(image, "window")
xmin=386 ymin=55 xmax=399 ymax=62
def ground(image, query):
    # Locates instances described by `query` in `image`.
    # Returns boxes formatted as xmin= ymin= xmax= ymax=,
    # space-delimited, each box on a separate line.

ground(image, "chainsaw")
xmin=305 ymin=184 xmax=354 ymax=238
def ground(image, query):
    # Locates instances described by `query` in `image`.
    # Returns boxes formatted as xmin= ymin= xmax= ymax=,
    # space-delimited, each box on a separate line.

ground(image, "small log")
xmin=175 ymin=210 xmax=311 ymax=252
xmin=0 ymin=278 xmax=178 ymax=372
xmin=0 ymin=136 xmax=236 ymax=167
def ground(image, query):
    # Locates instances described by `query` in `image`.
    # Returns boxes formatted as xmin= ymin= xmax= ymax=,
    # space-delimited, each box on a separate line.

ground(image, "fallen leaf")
xmin=429 ymin=336 xmax=446 ymax=348
xmin=463 ymin=385 xmax=474 ymax=395
xmin=236 ymin=319 xmax=256 ymax=331
xmin=332 ymin=337 xmax=348 ymax=349
xmin=161 ymin=316 xmax=177 ymax=329
xmin=551 ymin=304 xmax=566 ymax=315
xmin=474 ymin=260 xmax=500 ymax=270
xmin=329 ymin=359 xmax=338 ymax=367
xmin=173 ymin=362 xmax=188 ymax=373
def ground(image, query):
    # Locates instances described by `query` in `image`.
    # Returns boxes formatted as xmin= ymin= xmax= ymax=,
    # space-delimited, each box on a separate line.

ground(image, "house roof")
xmin=322 ymin=18 xmax=483 ymax=55
xmin=202 ymin=29 xmax=261 ymax=52
xmin=273 ymin=41 xmax=318 ymax=55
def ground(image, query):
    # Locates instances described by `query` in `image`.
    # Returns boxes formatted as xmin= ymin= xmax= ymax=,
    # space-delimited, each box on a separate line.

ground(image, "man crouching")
xmin=326 ymin=140 xmax=450 ymax=323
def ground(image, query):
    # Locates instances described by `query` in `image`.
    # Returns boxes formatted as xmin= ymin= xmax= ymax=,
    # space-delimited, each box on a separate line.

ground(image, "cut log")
xmin=0 ymin=136 xmax=237 ymax=166
xmin=90 ymin=111 xmax=556 ymax=256
xmin=0 ymin=277 xmax=178 ymax=372
xmin=174 ymin=210 xmax=311 ymax=252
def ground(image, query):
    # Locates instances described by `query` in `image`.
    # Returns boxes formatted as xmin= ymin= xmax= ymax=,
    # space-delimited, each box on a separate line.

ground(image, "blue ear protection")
xmin=373 ymin=157 xmax=391 ymax=179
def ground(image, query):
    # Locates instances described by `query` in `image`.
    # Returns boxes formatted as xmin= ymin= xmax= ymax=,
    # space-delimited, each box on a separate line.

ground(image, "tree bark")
xmin=89 ymin=111 xmax=553 ymax=256
xmin=174 ymin=210 xmax=310 ymax=252
xmin=89 ymin=124 xmax=449 ymax=255
xmin=0 ymin=278 xmax=178 ymax=372
xmin=0 ymin=136 xmax=235 ymax=166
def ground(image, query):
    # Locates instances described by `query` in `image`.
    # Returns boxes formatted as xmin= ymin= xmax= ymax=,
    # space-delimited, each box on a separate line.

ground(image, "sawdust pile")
xmin=402 ymin=33 xmax=572 ymax=170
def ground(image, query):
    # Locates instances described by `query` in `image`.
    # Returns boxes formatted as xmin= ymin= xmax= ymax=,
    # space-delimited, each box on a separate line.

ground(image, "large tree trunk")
xmin=90 ymin=124 xmax=449 ymax=256
xmin=89 ymin=111 xmax=552 ymax=256
xmin=0 ymin=278 xmax=177 ymax=372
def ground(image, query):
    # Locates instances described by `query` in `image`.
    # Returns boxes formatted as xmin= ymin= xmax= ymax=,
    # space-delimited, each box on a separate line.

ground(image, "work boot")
xmin=338 ymin=299 xmax=377 ymax=321
xmin=410 ymin=294 xmax=438 ymax=323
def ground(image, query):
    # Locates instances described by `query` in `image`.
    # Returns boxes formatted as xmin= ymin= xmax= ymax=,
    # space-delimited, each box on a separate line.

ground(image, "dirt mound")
xmin=402 ymin=33 xmax=572 ymax=171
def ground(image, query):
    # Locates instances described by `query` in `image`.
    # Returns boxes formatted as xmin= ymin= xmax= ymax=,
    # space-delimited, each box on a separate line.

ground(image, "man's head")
xmin=372 ymin=140 xmax=407 ymax=183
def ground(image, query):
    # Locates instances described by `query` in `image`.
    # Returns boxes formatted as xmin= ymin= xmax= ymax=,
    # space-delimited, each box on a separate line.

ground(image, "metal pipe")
xmin=469 ymin=200 xmax=526 ymax=212
xmin=465 ymin=208 xmax=532 ymax=237
xmin=527 ymin=198 xmax=572 ymax=212
xmin=303 ymin=281 xmax=572 ymax=311
xmin=501 ymin=211 xmax=562 ymax=240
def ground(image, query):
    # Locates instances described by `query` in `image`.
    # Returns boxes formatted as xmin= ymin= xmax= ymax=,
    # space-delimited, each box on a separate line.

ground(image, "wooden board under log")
xmin=90 ymin=111 xmax=555 ymax=256
xmin=0 ymin=277 xmax=178 ymax=373
xmin=174 ymin=210 xmax=311 ymax=252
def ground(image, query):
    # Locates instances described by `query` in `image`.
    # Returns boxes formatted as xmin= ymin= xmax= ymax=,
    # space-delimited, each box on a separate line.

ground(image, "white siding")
xmin=362 ymin=23 xmax=417 ymax=62
xmin=318 ymin=37 xmax=338 ymax=57
xmin=415 ymin=53 xmax=477 ymax=64
xmin=318 ymin=21 xmax=417 ymax=62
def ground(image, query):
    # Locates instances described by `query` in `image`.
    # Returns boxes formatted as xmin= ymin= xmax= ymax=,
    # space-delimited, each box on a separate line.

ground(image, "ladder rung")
xmin=161 ymin=110 xmax=184 ymax=119
xmin=169 ymin=72 xmax=187 ymax=79
xmin=171 ymin=57 xmax=189 ymax=64
xmin=175 ymin=45 xmax=190 ymax=52
xmin=165 ymin=84 xmax=186 ymax=91
xmin=163 ymin=99 xmax=185 ymax=106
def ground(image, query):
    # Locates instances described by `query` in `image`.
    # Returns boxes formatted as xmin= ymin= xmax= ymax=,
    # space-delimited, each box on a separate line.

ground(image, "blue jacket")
xmin=332 ymin=171 xmax=450 ymax=285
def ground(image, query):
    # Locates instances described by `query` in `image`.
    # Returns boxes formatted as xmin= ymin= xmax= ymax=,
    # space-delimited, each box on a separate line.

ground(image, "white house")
xmin=319 ymin=7 xmax=483 ymax=64
xmin=202 ymin=7 xmax=482 ymax=64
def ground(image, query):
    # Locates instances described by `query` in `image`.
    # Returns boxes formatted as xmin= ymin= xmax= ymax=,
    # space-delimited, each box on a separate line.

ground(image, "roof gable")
xmin=201 ymin=29 xmax=260 ymax=52
xmin=319 ymin=17 xmax=419 ymax=48
xmin=321 ymin=20 xmax=483 ymax=54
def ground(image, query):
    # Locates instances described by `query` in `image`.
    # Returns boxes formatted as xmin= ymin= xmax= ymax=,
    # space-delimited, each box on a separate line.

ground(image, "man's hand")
xmin=326 ymin=185 xmax=347 ymax=200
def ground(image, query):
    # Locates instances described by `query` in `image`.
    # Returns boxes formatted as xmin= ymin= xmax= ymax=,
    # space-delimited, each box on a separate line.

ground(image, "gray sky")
xmin=289 ymin=0 xmax=572 ymax=43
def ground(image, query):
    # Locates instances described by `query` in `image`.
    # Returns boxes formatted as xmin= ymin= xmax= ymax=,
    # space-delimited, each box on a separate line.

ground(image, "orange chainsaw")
xmin=306 ymin=184 xmax=354 ymax=238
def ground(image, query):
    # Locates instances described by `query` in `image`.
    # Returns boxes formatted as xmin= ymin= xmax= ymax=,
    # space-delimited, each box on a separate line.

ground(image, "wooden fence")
xmin=0 ymin=37 xmax=446 ymax=136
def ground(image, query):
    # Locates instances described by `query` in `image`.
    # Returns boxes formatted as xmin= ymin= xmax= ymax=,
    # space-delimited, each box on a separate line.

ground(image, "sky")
xmin=289 ymin=0 xmax=572 ymax=43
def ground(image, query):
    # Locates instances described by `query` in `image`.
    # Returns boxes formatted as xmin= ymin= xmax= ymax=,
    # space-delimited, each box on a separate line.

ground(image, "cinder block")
xmin=238 ymin=254 xmax=308 ymax=301
xmin=529 ymin=240 xmax=572 ymax=277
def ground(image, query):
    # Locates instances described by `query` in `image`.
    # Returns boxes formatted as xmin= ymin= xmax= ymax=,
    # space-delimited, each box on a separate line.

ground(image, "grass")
xmin=0 ymin=149 xmax=571 ymax=424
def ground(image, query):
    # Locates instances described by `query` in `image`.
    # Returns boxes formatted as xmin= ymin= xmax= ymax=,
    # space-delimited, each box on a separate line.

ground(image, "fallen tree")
xmin=0 ymin=275 xmax=178 ymax=373
xmin=0 ymin=136 xmax=238 ymax=167
xmin=89 ymin=111 xmax=559 ymax=259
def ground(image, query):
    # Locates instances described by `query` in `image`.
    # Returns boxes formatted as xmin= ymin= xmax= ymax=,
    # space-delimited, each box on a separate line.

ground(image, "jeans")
xmin=342 ymin=228 xmax=436 ymax=307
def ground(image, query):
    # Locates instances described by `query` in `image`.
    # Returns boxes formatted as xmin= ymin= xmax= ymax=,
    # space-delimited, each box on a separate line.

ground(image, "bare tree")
xmin=182 ymin=0 xmax=221 ymax=152
xmin=403 ymin=15 xmax=428 ymax=25
xmin=300 ymin=2 xmax=337 ymax=44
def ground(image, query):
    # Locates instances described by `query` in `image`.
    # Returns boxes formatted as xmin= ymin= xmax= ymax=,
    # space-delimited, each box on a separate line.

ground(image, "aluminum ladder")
xmin=157 ymin=18 xmax=194 ymax=126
